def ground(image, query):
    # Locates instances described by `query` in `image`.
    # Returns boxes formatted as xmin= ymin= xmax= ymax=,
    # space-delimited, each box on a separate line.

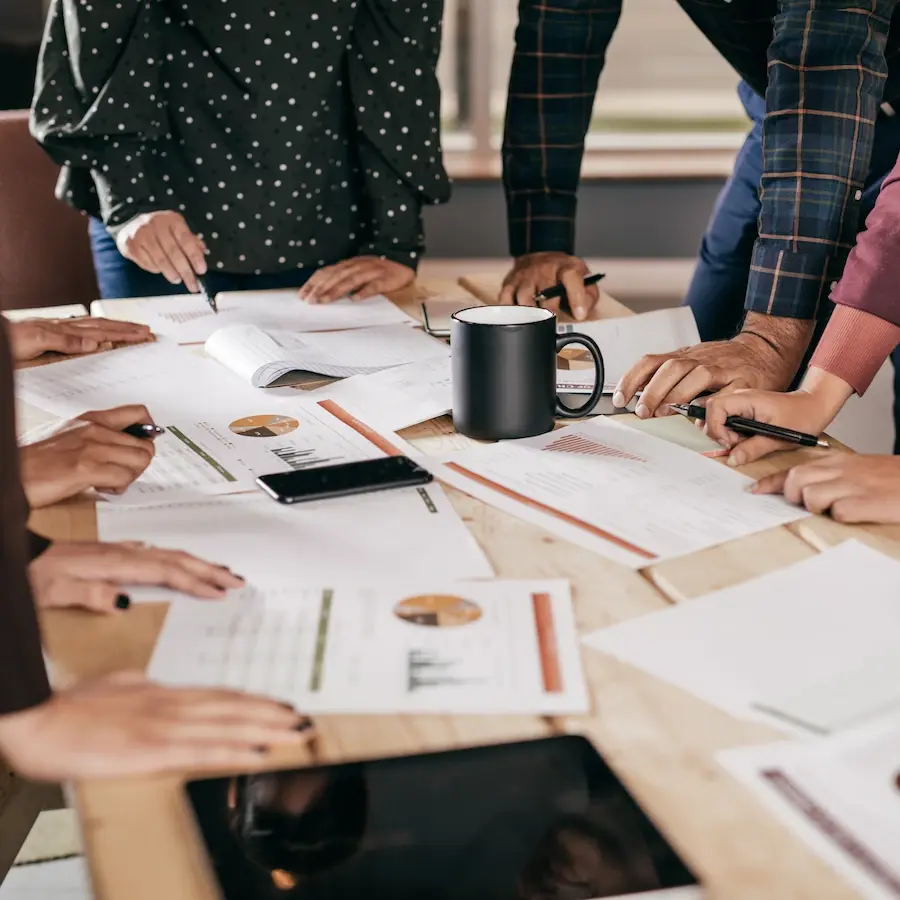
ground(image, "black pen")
xmin=196 ymin=275 xmax=218 ymax=314
xmin=534 ymin=272 xmax=606 ymax=304
xmin=669 ymin=403 xmax=829 ymax=449
xmin=122 ymin=423 xmax=166 ymax=439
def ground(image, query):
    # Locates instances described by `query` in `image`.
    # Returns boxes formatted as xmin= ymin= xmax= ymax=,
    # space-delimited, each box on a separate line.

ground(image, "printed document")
xmin=97 ymin=483 xmax=493 ymax=593
xmin=584 ymin=541 xmax=900 ymax=732
xmin=205 ymin=323 xmax=449 ymax=387
xmin=719 ymin=713 xmax=900 ymax=900
xmin=4 ymin=304 xmax=87 ymax=322
xmin=310 ymin=356 xmax=452 ymax=431
xmin=147 ymin=579 xmax=588 ymax=714
xmin=556 ymin=307 xmax=700 ymax=393
xmin=435 ymin=417 xmax=806 ymax=568
xmin=92 ymin=291 xmax=415 ymax=343
xmin=14 ymin=342 xmax=386 ymax=503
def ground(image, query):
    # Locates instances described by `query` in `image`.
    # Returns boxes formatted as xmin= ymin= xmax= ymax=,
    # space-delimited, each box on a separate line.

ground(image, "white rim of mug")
xmin=451 ymin=306 xmax=556 ymax=326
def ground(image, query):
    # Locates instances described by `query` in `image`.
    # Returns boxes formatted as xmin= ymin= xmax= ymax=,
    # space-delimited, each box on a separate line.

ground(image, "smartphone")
xmin=256 ymin=456 xmax=433 ymax=504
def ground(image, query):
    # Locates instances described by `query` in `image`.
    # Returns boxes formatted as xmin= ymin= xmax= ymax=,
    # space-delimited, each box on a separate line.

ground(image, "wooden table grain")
xmin=22 ymin=278 xmax=874 ymax=900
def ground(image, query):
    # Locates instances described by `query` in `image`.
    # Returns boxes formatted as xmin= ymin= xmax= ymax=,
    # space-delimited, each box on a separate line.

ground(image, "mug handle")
xmin=555 ymin=333 xmax=605 ymax=419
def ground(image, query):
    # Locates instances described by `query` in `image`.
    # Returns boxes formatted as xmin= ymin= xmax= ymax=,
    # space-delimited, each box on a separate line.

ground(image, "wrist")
xmin=796 ymin=367 xmax=854 ymax=426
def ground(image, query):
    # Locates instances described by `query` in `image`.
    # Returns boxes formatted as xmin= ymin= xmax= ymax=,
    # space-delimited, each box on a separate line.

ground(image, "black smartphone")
xmin=256 ymin=456 xmax=433 ymax=504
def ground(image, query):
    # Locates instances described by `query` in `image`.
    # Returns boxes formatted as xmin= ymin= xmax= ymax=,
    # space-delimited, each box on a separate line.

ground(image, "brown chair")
xmin=0 ymin=109 xmax=97 ymax=311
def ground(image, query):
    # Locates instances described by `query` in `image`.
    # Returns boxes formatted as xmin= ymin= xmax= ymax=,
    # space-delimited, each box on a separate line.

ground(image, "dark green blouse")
xmin=31 ymin=0 xmax=450 ymax=275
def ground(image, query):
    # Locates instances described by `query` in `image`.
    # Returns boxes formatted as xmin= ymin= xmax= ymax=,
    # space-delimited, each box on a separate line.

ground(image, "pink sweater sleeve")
xmin=809 ymin=305 xmax=900 ymax=395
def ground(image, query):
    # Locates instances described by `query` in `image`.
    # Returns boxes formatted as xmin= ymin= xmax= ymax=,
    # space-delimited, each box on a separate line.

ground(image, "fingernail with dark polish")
xmin=116 ymin=594 xmax=131 ymax=610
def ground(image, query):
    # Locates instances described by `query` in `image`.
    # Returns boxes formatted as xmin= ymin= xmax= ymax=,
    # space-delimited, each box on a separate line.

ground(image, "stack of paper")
xmin=433 ymin=416 xmax=806 ymax=568
xmin=555 ymin=307 xmax=700 ymax=394
xmin=3 ymin=304 xmax=87 ymax=322
xmin=14 ymin=341 xmax=389 ymax=504
xmin=205 ymin=322 xmax=449 ymax=387
xmin=147 ymin=578 xmax=588 ymax=714
xmin=97 ymin=484 xmax=493 ymax=591
xmin=719 ymin=713 xmax=900 ymax=900
xmin=92 ymin=291 xmax=416 ymax=343
xmin=583 ymin=541 xmax=900 ymax=734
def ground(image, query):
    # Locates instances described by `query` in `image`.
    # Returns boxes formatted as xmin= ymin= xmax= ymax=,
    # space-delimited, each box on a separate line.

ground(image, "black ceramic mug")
xmin=451 ymin=306 xmax=605 ymax=441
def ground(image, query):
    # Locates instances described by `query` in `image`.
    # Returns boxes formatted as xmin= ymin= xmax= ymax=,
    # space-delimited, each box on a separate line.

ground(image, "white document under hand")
xmin=147 ymin=578 xmax=587 ymax=714
xmin=584 ymin=541 xmax=900 ymax=734
xmin=309 ymin=356 xmax=452 ymax=432
xmin=556 ymin=307 xmax=700 ymax=394
xmin=92 ymin=291 xmax=415 ymax=343
xmin=719 ymin=713 xmax=900 ymax=900
xmin=14 ymin=341 xmax=387 ymax=504
xmin=205 ymin=323 xmax=449 ymax=387
xmin=434 ymin=416 xmax=806 ymax=568
xmin=97 ymin=482 xmax=493 ymax=595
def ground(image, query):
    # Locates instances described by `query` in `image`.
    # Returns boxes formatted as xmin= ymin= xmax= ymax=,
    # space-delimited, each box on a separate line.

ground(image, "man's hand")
xmin=613 ymin=314 xmax=814 ymax=418
xmin=499 ymin=253 xmax=599 ymax=321
xmin=753 ymin=453 xmax=900 ymax=524
xmin=0 ymin=671 xmax=314 ymax=782
xmin=20 ymin=405 xmax=157 ymax=508
xmin=116 ymin=211 xmax=208 ymax=293
xmin=10 ymin=318 xmax=152 ymax=362
xmin=30 ymin=541 xmax=245 ymax=613
xmin=298 ymin=257 xmax=415 ymax=304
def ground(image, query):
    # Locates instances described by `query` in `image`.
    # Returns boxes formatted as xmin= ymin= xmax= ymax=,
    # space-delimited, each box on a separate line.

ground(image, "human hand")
xmin=19 ymin=405 xmax=157 ymax=508
xmin=30 ymin=541 xmax=245 ymax=613
xmin=752 ymin=453 xmax=900 ymax=524
xmin=9 ymin=318 xmax=152 ymax=361
xmin=499 ymin=253 xmax=599 ymax=321
xmin=115 ymin=211 xmax=208 ymax=293
xmin=0 ymin=671 xmax=314 ymax=782
xmin=298 ymin=257 xmax=415 ymax=303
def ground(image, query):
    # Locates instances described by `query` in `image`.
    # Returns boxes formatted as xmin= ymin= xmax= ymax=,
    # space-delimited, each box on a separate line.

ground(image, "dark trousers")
xmin=89 ymin=218 xmax=316 ymax=299
xmin=683 ymin=81 xmax=900 ymax=452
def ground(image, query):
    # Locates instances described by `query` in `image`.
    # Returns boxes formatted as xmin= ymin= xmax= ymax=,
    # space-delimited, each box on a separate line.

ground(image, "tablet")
xmin=186 ymin=735 xmax=702 ymax=900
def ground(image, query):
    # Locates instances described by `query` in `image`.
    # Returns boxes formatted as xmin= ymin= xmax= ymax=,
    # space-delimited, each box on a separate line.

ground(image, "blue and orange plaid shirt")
xmin=503 ymin=0 xmax=900 ymax=320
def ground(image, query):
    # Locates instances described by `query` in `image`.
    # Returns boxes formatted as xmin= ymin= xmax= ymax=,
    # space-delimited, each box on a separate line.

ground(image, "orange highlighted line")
xmin=317 ymin=399 xmax=404 ymax=457
xmin=445 ymin=462 xmax=657 ymax=561
xmin=532 ymin=592 xmax=562 ymax=694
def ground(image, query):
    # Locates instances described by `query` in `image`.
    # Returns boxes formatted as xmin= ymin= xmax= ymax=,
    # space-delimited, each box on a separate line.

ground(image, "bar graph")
xmin=544 ymin=433 xmax=646 ymax=463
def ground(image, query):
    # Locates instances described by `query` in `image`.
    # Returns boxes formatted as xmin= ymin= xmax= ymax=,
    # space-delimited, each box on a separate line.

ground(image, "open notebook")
xmin=205 ymin=323 xmax=450 ymax=387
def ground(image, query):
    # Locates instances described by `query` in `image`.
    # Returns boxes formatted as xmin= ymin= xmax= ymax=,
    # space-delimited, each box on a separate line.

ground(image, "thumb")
xmin=46 ymin=332 xmax=100 ymax=356
xmin=726 ymin=435 xmax=789 ymax=467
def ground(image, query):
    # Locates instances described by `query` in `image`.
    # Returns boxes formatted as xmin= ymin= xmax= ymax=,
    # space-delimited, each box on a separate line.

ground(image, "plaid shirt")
xmin=503 ymin=0 xmax=900 ymax=320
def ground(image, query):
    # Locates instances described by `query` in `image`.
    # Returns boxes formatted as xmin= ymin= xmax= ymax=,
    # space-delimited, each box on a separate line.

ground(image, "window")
xmin=439 ymin=0 xmax=749 ymax=159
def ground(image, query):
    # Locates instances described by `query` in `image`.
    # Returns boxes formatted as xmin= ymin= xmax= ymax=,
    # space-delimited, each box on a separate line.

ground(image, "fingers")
xmin=65 ymin=579 xmax=123 ymax=615
xmin=116 ymin=213 xmax=206 ymax=288
xmin=37 ymin=328 xmax=101 ymax=357
xmin=317 ymin=263 xmax=381 ymax=302
xmin=725 ymin=435 xmax=788 ymax=467
xmin=299 ymin=263 xmax=352 ymax=303
xmin=560 ymin=268 xmax=590 ymax=321
xmin=781 ymin=464 xmax=841 ymax=508
xmin=613 ymin=353 xmax=672 ymax=409
xmin=630 ymin=358 xmax=710 ymax=418
xmin=751 ymin=469 xmax=789 ymax=495
xmin=80 ymin=405 xmax=155 ymax=432
xmin=60 ymin=318 xmax=152 ymax=346
xmin=156 ymin=223 xmax=206 ymax=293
xmin=140 ymin=549 xmax=244 ymax=599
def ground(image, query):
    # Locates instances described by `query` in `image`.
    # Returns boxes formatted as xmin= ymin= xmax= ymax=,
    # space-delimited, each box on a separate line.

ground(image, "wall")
xmin=423 ymin=178 xmax=724 ymax=259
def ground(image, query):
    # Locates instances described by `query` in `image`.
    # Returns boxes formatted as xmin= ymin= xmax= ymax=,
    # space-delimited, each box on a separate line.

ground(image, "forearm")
xmin=745 ymin=0 xmax=895 ymax=319
xmin=503 ymin=0 xmax=620 ymax=256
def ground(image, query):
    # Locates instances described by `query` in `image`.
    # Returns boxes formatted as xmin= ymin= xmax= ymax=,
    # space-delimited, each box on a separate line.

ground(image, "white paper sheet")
xmin=719 ymin=717 xmax=900 ymax=900
xmin=434 ymin=417 xmax=805 ymax=568
xmin=555 ymin=308 xmax=700 ymax=393
xmin=3 ymin=305 xmax=87 ymax=322
xmin=205 ymin=323 xmax=449 ymax=387
xmin=584 ymin=541 xmax=900 ymax=732
xmin=0 ymin=859 xmax=91 ymax=900
xmin=147 ymin=578 xmax=587 ymax=714
xmin=310 ymin=356 xmax=452 ymax=431
xmin=98 ymin=482 xmax=493 ymax=595
xmin=14 ymin=342 xmax=386 ymax=504
xmin=92 ymin=291 xmax=415 ymax=343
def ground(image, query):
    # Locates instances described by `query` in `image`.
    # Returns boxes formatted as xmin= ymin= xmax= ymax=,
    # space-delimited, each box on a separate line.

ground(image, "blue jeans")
xmin=89 ymin=218 xmax=316 ymax=298
xmin=684 ymin=82 xmax=900 ymax=451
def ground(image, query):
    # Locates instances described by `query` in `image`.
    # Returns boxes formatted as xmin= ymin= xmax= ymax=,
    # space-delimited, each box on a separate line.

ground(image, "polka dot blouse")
xmin=30 ymin=0 xmax=451 ymax=275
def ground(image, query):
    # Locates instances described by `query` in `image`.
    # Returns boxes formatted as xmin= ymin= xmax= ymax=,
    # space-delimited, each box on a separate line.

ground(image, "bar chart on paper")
xmin=544 ymin=432 xmax=647 ymax=462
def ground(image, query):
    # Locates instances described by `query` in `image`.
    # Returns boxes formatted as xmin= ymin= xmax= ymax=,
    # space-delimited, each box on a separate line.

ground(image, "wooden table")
xmin=23 ymin=278 xmax=887 ymax=900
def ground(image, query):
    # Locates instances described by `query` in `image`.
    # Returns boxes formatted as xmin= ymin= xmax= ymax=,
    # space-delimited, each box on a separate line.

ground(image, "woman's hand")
xmin=29 ymin=541 xmax=245 ymax=613
xmin=0 ymin=671 xmax=313 ymax=782
xmin=116 ymin=211 xmax=208 ymax=293
xmin=9 ymin=318 xmax=152 ymax=361
xmin=753 ymin=453 xmax=900 ymax=524
xmin=298 ymin=257 xmax=415 ymax=303
xmin=19 ymin=406 xmax=157 ymax=508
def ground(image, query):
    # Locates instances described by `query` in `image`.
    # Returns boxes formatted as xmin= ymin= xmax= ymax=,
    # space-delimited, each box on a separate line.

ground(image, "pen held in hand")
xmin=534 ymin=272 xmax=606 ymax=304
xmin=669 ymin=403 xmax=829 ymax=449
xmin=196 ymin=275 xmax=218 ymax=314
xmin=122 ymin=423 xmax=166 ymax=440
